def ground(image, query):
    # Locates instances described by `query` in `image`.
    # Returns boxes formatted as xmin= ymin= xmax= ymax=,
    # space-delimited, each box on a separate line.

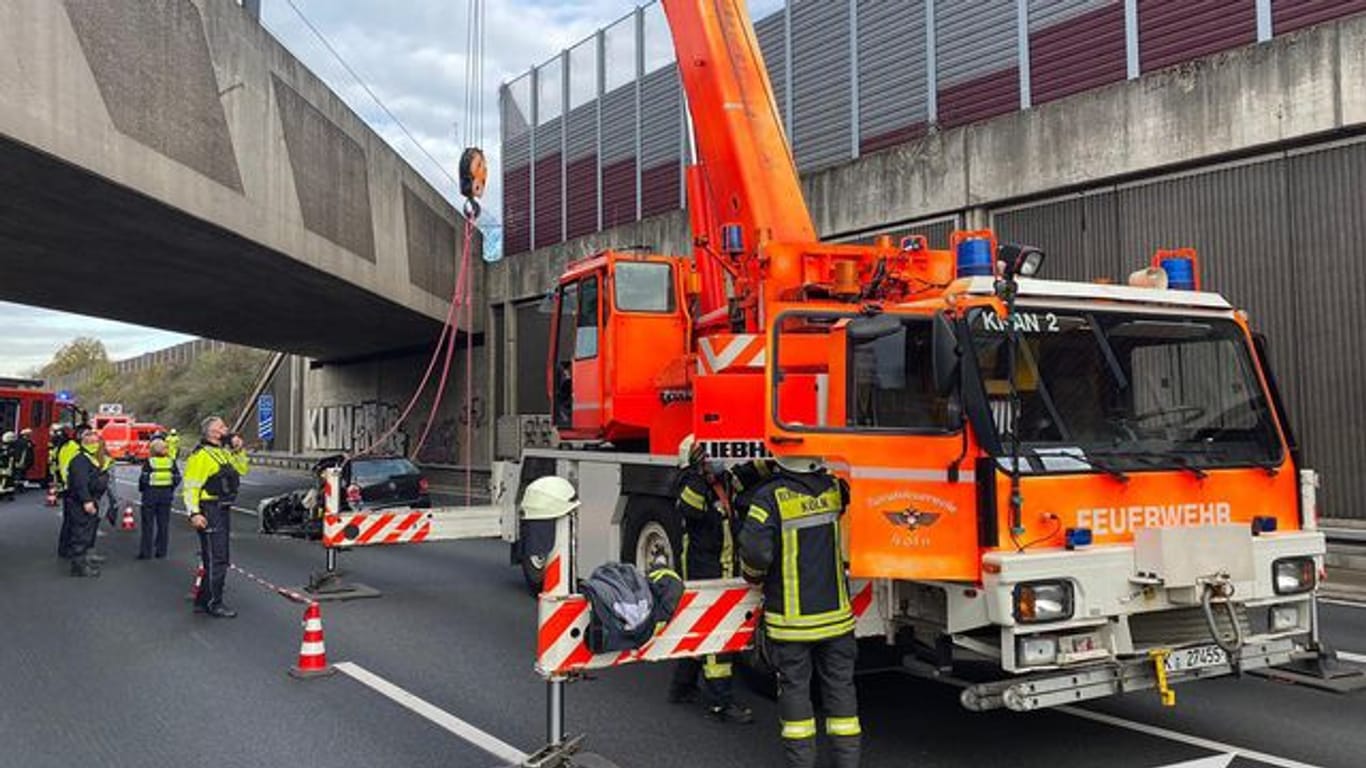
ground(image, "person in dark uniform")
xmin=65 ymin=430 xmax=110 ymax=578
xmin=56 ymin=424 xmax=91 ymax=560
xmin=137 ymin=438 xmax=180 ymax=559
xmin=739 ymin=455 xmax=860 ymax=768
xmin=183 ymin=416 xmax=249 ymax=618
xmin=666 ymin=435 xmax=754 ymax=724
xmin=15 ymin=428 xmax=35 ymax=489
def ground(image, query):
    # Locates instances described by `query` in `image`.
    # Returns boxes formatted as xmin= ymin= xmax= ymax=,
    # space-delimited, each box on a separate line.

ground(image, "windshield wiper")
xmin=1022 ymin=446 xmax=1129 ymax=482
xmin=1097 ymin=448 xmax=1208 ymax=480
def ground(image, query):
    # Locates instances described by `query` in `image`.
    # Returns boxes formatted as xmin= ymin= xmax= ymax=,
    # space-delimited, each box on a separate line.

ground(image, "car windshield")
xmin=352 ymin=458 xmax=420 ymax=486
xmin=967 ymin=308 xmax=1282 ymax=472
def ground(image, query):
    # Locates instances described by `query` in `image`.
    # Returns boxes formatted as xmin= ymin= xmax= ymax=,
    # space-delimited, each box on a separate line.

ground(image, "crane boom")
xmin=663 ymin=0 xmax=816 ymax=327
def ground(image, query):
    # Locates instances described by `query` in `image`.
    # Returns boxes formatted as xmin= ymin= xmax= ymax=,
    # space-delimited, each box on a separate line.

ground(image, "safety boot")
xmin=69 ymin=559 xmax=100 ymax=578
xmin=707 ymin=702 xmax=754 ymax=724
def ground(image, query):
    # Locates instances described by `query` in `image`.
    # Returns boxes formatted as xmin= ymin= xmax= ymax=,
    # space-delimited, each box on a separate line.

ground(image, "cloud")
xmin=260 ymin=0 xmax=784 ymax=252
xmin=0 ymin=302 xmax=195 ymax=378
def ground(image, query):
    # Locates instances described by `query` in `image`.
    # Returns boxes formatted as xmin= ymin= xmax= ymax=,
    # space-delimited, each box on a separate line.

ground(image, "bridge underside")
xmin=0 ymin=135 xmax=444 ymax=361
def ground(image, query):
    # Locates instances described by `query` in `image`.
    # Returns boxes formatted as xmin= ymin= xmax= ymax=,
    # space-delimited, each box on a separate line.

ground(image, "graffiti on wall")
xmin=306 ymin=400 xmax=410 ymax=456
xmin=412 ymin=395 xmax=485 ymax=466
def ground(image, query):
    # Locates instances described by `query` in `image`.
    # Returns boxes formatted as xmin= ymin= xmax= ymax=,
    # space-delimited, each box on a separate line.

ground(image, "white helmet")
xmin=677 ymin=434 xmax=705 ymax=469
xmin=521 ymin=476 xmax=580 ymax=520
xmin=1 ymin=431 xmax=14 ymax=443
xmin=772 ymin=455 xmax=825 ymax=474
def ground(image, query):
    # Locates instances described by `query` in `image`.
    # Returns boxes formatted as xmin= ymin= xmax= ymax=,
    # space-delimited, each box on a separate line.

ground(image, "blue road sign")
xmin=258 ymin=394 xmax=275 ymax=442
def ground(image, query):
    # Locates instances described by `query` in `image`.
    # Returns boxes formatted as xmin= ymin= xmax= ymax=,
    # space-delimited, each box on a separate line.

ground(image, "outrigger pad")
xmin=298 ymin=569 xmax=382 ymax=601
xmin=1250 ymin=650 xmax=1366 ymax=694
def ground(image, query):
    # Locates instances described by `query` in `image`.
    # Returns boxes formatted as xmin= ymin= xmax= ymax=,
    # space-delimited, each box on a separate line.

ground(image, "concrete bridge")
xmin=0 ymin=0 xmax=480 ymax=362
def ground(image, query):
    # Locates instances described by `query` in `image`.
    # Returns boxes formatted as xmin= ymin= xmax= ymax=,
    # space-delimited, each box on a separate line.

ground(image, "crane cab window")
xmin=576 ymin=276 xmax=599 ymax=359
xmin=614 ymin=262 xmax=675 ymax=313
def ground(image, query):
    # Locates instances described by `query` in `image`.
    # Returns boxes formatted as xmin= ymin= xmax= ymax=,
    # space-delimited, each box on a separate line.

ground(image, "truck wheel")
xmin=620 ymin=498 xmax=680 ymax=573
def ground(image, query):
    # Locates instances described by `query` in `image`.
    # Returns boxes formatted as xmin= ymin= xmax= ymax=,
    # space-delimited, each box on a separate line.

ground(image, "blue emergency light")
xmin=721 ymin=223 xmax=744 ymax=255
xmin=1065 ymin=527 xmax=1093 ymax=550
xmin=1161 ymin=257 xmax=1196 ymax=290
xmin=1251 ymin=516 xmax=1278 ymax=536
xmin=956 ymin=238 xmax=993 ymax=277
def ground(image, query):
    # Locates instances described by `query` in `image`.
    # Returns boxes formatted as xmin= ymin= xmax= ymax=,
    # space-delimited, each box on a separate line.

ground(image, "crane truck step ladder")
xmin=518 ymin=479 xmax=876 ymax=768
xmin=302 ymin=466 xmax=506 ymax=600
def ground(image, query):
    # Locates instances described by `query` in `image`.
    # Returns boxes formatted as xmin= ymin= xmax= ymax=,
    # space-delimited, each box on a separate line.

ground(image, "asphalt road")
xmin=2 ymin=467 xmax=1364 ymax=768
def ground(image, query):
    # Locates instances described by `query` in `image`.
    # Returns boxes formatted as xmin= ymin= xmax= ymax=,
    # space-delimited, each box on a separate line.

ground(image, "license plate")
xmin=1164 ymin=643 xmax=1228 ymax=674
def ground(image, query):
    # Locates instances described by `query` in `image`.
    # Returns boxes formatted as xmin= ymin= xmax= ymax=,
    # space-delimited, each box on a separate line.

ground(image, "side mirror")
xmin=932 ymin=311 xmax=961 ymax=397
xmin=847 ymin=313 xmax=902 ymax=342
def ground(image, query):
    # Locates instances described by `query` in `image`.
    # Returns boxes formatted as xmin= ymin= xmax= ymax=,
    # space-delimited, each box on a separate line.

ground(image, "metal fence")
xmin=500 ymin=0 xmax=1363 ymax=256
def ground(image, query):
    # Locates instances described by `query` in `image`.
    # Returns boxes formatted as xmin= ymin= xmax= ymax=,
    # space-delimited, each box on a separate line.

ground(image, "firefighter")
xmin=15 ymin=428 xmax=35 ymax=489
xmin=183 ymin=416 xmax=249 ymax=618
xmin=739 ymin=455 xmax=860 ymax=768
xmin=137 ymin=438 xmax=180 ymax=559
xmin=666 ymin=435 xmax=754 ymax=724
xmin=166 ymin=428 xmax=181 ymax=461
xmin=65 ymin=430 xmax=109 ymax=577
xmin=0 ymin=432 xmax=16 ymax=500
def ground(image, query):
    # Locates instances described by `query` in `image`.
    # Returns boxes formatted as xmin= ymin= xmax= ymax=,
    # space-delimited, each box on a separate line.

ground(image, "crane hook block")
xmin=459 ymin=147 xmax=487 ymax=202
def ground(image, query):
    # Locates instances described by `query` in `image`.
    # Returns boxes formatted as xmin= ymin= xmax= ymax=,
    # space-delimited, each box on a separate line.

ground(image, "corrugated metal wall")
xmin=1139 ymin=0 xmax=1256 ymax=73
xmin=515 ymin=300 xmax=552 ymax=413
xmin=790 ymin=0 xmax=851 ymax=172
xmin=1029 ymin=0 xmax=1125 ymax=105
xmin=756 ymin=13 xmax=788 ymax=133
xmin=835 ymin=215 xmax=962 ymax=250
xmin=500 ymin=1 xmax=1366 ymax=258
xmin=1274 ymin=0 xmax=1366 ymax=34
xmin=936 ymin=0 xmax=1019 ymax=128
xmin=992 ymin=143 xmax=1366 ymax=518
xmin=858 ymin=0 xmax=928 ymax=155
xmin=640 ymin=65 xmax=681 ymax=217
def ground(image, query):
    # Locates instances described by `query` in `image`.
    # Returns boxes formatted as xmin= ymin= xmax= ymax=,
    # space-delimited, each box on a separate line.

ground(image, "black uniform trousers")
xmin=770 ymin=631 xmax=860 ymax=768
xmin=195 ymin=500 xmax=231 ymax=608
xmin=65 ymin=494 xmax=101 ymax=562
xmin=58 ymin=495 xmax=75 ymax=558
xmin=140 ymin=489 xmax=173 ymax=558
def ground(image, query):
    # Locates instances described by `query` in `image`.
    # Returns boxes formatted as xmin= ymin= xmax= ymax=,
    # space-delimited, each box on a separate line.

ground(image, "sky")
xmin=1 ymin=0 xmax=787 ymax=379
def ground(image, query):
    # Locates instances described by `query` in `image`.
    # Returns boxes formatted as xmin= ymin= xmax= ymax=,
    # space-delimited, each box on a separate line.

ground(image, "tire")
xmin=619 ymin=496 xmax=681 ymax=573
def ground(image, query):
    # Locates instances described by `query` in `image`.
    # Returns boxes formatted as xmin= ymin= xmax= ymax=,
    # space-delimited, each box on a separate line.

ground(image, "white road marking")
xmin=1156 ymin=755 xmax=1234 ymax=768
xmin=333 ymin=661 xmax=528 ymax=765
xmin=1057 ymin=707 xmax=1325 ymax=768
xmin=1319 ymin=598 xmax=1366 ymax=609
xmin=1336 ymin=651 xmax=1366 ymax=664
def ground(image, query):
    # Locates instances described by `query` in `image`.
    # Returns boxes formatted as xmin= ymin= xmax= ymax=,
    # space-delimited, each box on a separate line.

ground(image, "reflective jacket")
xmin=166 ymin=434 xmax=181 ymax=460
xmin=675 ymin=468 xmax=736 ymax=580
xmin=182 ymin=443 xmax=249 ymax=514
xmin=57 ymin=440 xmax=81 ymax=486
xmin=139 ymin=455 xmax=181 ymax=495
xmin=67 ymin=448 xmax=111 ymax=506
xmin=738 ymin=468 xmax=853 ymax=643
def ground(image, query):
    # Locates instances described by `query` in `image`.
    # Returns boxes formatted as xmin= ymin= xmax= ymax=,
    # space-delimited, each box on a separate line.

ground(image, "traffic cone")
xmin=186 ymin=565 xmax=204 ymax=602
xmin=289 ymin=602 xmax=335 ymax=679
xmin=120 ymin=504 xmax=136 ymax=531
xmin=45 ymin=487 xmax=56 ymax=506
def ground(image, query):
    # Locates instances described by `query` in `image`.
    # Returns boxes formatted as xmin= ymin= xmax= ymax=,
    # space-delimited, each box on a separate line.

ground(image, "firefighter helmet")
xmin=521 ymin=476 xmax=580 ymax=520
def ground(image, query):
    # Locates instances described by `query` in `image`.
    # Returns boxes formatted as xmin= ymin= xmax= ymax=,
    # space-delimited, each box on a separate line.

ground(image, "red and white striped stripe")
xmin=535 ymin=579 xmax=876 ymax=677
xmin=322 ymin=512 xmax=432 ymax=548
xmin=696 ymin=334 xmax=766 ymax=375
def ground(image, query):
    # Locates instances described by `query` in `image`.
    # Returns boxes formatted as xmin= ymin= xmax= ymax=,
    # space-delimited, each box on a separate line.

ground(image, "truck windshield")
xmin=967 ymin=308 xmax=1282 ymax=472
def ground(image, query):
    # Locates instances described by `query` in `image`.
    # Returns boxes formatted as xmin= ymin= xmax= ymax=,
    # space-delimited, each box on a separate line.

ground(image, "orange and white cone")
xmin=289 ymin=602 xmax=335 ymax=679
xmin=186 ymin=565 xmax=204 ymax=601
xmin=120 ymin=504 xmax=136 ymax=531
xmin=45 ymin=487 xmax=56 ymax=506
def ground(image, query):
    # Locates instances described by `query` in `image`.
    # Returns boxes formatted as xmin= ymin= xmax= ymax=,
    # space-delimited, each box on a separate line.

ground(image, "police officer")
xmin=183 ymin=416 xmax=249 ymax=618
xmin=666 ymin=435 xmax=754 ymax=724
xmin=166 ymin=428 xmax=181 ymax=461
xmin=65 ymin=430 xmax=109 ymax=577
xmin=739 ymin=455 xmax=860 ymax=768
xmin=55 ymin=424 xmax=91 ymax=559
xmin=137 ymin=438 xmax=180 ymax=559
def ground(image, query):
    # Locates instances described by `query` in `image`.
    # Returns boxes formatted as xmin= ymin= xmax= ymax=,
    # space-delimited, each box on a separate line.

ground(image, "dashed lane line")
xmin=1319 ymin=598 xmax=1366 ymax=609
xmin=1056 ymin=706 xmax=1324 ymax=768
xmin=1336 ymin=651 xmax=1366 ymax=664
xmin=333 ymin=661 xmax=528 ymax=765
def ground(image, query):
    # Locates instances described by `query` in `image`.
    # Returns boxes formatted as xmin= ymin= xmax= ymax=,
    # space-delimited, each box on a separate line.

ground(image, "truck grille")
xmin=1128 ymin=605 xmax=1251 ymax=649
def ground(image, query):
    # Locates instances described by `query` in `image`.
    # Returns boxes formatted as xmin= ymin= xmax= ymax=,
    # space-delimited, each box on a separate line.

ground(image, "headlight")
xmin=1273 ymin=557 xmax=1316 ymax=595
xmin=1013 ymin=580 xmax=1074 ymax=623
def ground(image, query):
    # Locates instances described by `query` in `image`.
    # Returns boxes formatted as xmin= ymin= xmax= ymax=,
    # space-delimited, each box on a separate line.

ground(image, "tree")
xmin=40 ymin=337 xmax=109 ymax=378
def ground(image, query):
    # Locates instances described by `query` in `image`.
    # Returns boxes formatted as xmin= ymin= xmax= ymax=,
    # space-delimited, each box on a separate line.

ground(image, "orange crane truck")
xmin=484 ymin=0 xmax=1327 ymax=711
